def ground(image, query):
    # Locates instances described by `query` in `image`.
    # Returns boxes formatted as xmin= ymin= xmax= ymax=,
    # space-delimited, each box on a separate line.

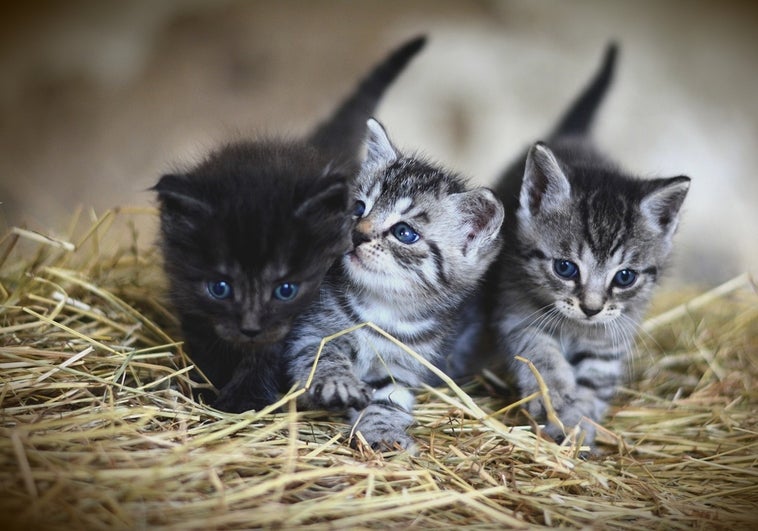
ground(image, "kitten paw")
xmin=542 ymin=414 xmax=597 ymax=448
xmin=309 ymin=373 xmax=372 ymax=411
xmin=525 ymin=380 xmax=576 ymax=420
xmin=527 ymin=387 xmax=600 ymax=448
xmin=351 ymin=403 xmax=416 ymax=453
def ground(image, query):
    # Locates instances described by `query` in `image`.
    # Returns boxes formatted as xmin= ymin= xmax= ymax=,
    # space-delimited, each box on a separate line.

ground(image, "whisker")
xmin=509 ymin=302 xmax=558 ymax=330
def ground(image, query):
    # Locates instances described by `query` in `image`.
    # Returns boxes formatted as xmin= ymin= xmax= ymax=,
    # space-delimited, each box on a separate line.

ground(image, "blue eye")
xmin=390 ymin=222 xmax=420 ymax=244
xmin=273 ymin=282 xmax=299 ymax=301
xmin=553 ymin=259 xmax=579 ymax=279
xmin=352 ymin=200 xmax=366 ymax=218
xmin=613 ymin=269 xmax=637 ymax=288
xmin=207 ymin=280 xmax=232 ymax=300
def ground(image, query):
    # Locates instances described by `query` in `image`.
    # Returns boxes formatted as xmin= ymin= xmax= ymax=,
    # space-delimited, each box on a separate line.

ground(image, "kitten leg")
xmin=540 ymin=385 xmax=608 ymax=445
xmin=288 ymin=336 xmax=372 ymax=411
xmin=508 ymin=328 xmax=577 ymax=420
xmin=350 ymin=383 xmax=416 ymax=452
xmin=538 ymin=353 xmax=622 ymax=445
xmin=507 ymin=329 xmax=619 ymax=445
xmin=213 ymin=346 xmax=284 ymax=413
xmin=507 ymin=328 xmax=592 ymax=441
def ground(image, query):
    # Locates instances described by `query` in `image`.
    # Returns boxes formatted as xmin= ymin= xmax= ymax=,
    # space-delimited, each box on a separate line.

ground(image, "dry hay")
xmin=1 ymin=208 xmax=756 ymax=530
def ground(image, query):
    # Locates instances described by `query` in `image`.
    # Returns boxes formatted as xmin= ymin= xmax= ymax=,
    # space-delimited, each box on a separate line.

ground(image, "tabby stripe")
xmin=570 ymin=350 xmax=620 ymax=366
xmin=609 ymin=238 xmax=625 ymax=259
xmin=524 ymin=248 xmax=546 ymax=261
xmin=365 ymin=321 xmax=441 ymax=346
xmin=365 ymin=377 xmax=394 ymax=390
xmin=411 ymin=211 xmax=430 ymax=223
xmin=370 ymin=398 xmax=406 ymax=411
xmin=576 ymin=375 xmax=618 ymax=392
xmin=642 ymin=266 xmax=658 ymax=281
xmin=335 ymin=289 xmax=363 ymax=324
xmin=577 ymin=377 xmax=618 ymax=401
xmin=428 ymin=240 xmax=449 ymax=285
xmin=582 ymin=208 xmax=599 ymax=255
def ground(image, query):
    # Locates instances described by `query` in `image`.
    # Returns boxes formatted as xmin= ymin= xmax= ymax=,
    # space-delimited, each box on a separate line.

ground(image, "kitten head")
xmin=344 ymin=119 xmax=504 ymax=308
xmin=515 ymin=142 xmax=690 ymax=325
xmin=154 ymin=140 xmax=353 ymax=345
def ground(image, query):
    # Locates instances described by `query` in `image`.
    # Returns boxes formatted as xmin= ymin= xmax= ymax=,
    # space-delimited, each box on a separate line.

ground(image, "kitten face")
xmin=155 ymin=141 xmax=353 ymax=345
xmin=197 ymin=260 xmax=329 ymax=345
xmin=345 ymin=120 xmax=504 ymax=305
xmin=516 ymin=142 xmax=690 ymax=326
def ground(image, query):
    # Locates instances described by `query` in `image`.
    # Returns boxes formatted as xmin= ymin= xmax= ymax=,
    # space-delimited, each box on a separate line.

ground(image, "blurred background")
xmin=1 ymin=0 xmax=756 ymax=287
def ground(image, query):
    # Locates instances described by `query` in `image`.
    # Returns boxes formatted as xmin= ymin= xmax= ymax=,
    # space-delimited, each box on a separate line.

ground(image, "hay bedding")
xmin=1 ymin=208 xmax=756 ymax=530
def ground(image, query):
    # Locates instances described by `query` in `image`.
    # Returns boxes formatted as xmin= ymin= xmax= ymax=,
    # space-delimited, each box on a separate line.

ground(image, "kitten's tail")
xmin=549 ymin=42 xmax=618 ymax=140
xmin=308 ymin=35 xmax=427 ymax=164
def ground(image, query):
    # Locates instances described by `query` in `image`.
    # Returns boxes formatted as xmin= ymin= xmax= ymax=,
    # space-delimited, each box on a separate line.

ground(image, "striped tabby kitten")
xmin=490 ymin=44 xmax=690 ymax=445
xmin=285 ymin=118 xmax=504 ymax=450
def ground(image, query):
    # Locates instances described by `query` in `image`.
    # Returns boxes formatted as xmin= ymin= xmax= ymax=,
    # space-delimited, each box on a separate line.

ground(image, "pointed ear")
xmin=640 ymin=175 xmax=690 ymax=235
xmin=519 ymin=142 xmax=571 ymax=217
xmin=152 ymin=174 xmax=212 ymax=216
xmin=455 ymin=188 xmax=505 ymax=257
xmin=365 ymin=118 xmax=399 ymax=166
xmin=295 ymin=178 xmax=349 ymax=219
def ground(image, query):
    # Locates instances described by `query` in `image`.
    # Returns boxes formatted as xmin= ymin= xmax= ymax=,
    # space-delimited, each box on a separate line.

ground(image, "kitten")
xmin=153 ymin=36 xmax=426 ymax=409
xmin=285 ymin=118 xmax=504 ymax=451
xmin=488 ymin=43 xmax=691 ymax=446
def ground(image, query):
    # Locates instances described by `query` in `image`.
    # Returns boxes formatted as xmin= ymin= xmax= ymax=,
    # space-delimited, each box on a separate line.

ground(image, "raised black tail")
xmin=308 ymin=35 xmax=426 ymax=165
xmin=549 ymin=42 xmax=618 ymax=140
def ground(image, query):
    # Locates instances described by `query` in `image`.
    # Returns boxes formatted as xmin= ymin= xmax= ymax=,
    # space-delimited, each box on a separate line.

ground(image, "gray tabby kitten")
xmin=490 ymin=44 xmax=690 ymax=445
xmin=285 ymin=118 xmax=504 ymax=451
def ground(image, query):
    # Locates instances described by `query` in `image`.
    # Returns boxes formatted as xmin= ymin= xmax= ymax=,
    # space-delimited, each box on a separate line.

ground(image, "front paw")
xmin=525 ymin=378 xmax=576 ymax=420
xmin=351 ymin=404 xmax=416 ymax=453
xmin=528 ymin=386 xmax=600 ymax=447
xmin=309 ymin=371 xmax=372 ymax=411
xmin=542 ymin=415 xmax=596 ymax=449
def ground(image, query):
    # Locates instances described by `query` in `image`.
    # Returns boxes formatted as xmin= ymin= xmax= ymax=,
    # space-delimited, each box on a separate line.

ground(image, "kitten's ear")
xmin=152 ymin=174 xmax=212 ymax=216
xmin=640 ymin=176 xmax=690 ymax=235
xmin=295 ymin=178 xmax=349 ymax=219
xmin=364 ymin=118 xmax=399 ymax=166
xmin=520 ymin=142 xmax=571 ymax=217
xmin=456 ymin=188 xmax=505 ymax=257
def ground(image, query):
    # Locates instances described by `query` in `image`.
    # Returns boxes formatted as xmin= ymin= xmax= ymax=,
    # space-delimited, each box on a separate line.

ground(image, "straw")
xmin=1 ymin=209 xmax=756 ymax=529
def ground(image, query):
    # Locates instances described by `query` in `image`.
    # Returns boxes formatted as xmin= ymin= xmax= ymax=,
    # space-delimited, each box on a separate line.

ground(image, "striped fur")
xmin=487 ymin=45 xmax=690 ymax=446
xmin=286 ymin=119 xmax=504 ymax=451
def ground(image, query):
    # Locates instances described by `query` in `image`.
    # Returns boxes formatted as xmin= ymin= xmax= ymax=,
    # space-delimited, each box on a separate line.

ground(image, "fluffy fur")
xmin=487 ymin=44 xmax=690 ymax=446
xmin=153 ymin=36 xmax=426 ymax=409
xmin=285 ymin=119 xmax=504 ymax=451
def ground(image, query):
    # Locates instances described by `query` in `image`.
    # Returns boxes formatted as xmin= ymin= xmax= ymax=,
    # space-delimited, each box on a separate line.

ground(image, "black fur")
xmin=153 ymin=36 xmax=426 ymax=409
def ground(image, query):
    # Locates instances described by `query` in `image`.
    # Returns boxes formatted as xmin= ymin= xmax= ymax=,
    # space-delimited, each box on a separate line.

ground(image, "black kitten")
xmin=153 ymin=36 xmax=426 ymax=409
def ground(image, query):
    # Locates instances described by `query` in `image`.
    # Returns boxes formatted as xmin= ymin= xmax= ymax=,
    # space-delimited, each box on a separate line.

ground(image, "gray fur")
xmin=286 ymin=118 xmax=504 ymax=451
xmin=495 ymin=140 xmax=689 ymax=445
xmin=487 ymin=45 xmax=690 ymax=446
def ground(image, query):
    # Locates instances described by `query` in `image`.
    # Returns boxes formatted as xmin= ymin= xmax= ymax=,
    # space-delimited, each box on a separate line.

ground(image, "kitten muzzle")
xmin=239 ymin=327 xmax=262 ymax=339
xmin=351 ymin=229 xmax=371 ymax=249
xmin=579 ymin=304 xmax=602 ymax=317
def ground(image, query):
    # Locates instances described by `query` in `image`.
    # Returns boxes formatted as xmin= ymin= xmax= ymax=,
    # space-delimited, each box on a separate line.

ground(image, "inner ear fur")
xmin=520 ymin=142 xmax=571 ymax=217
xmin=456 ymin=188 xmax=505 ymax=253
xmin=640 ymin=175 xmax=691 ymax=233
